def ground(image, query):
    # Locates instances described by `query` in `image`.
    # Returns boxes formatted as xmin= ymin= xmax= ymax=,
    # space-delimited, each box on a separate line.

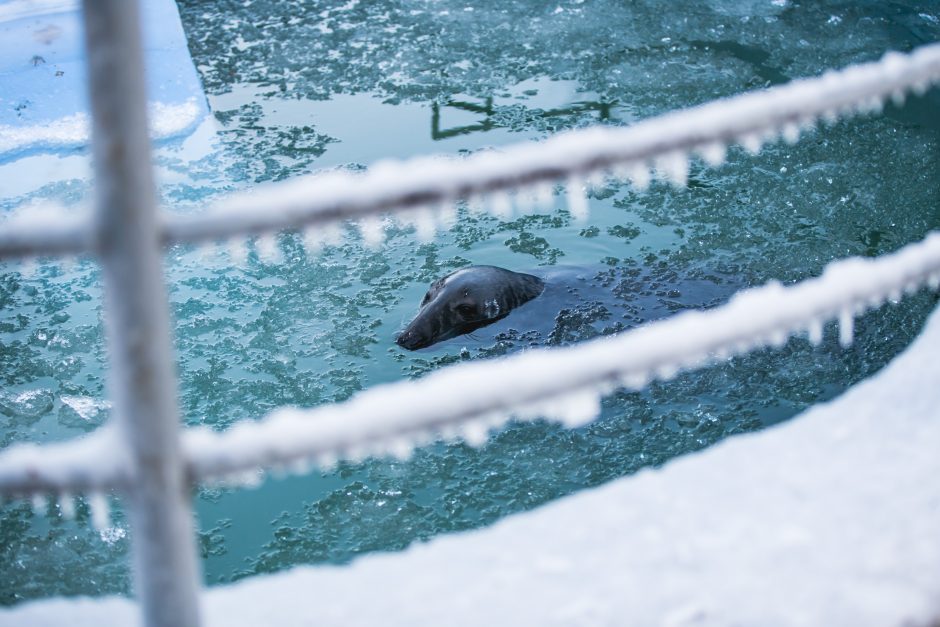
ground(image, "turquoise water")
xmin=2 ymin=0 xmax=940 ymax=603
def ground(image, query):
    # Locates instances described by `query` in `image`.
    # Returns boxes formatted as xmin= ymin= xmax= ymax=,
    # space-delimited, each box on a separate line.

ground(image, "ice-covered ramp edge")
xmin=4 ymin=309 xmax=939 ymax=627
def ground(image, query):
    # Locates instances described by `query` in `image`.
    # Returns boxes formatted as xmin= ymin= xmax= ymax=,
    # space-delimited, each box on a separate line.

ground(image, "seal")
xmin=396 ymin=265 xmax=545 ymax=350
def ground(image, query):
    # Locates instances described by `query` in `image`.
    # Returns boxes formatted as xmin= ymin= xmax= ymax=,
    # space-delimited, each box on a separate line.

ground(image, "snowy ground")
xmin=4 ymin=304 xmax=939 ymax=626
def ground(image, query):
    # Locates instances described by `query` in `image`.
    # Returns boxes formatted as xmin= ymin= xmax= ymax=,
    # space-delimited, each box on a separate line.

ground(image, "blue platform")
xmin=0 ymin=0 xmax=208 ymax=160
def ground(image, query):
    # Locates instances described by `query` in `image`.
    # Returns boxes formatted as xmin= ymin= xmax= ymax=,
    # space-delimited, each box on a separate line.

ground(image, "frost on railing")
xmin=2 ymin=43 xmax=940 ymax=259
xmin=2 ymin=230 xmax=939 ymax=495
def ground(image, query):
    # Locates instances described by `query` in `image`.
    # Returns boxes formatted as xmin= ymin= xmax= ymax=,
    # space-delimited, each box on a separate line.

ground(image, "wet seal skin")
xmin=397 ymin=265 xmax=545 ymax=350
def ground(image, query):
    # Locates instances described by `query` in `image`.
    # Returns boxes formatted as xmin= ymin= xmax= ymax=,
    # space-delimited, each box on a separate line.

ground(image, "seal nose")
xmin=396 ymin=328 xmax=423 ymax=350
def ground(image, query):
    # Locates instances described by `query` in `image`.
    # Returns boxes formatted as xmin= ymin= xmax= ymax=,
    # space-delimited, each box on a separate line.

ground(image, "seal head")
xmin=396 ymin=265 xmax=545 ymax=350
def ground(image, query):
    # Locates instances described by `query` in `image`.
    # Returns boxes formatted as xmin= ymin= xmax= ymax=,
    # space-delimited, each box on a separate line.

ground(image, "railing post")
xmin=81 ymin=2 xmax=202 ymax=626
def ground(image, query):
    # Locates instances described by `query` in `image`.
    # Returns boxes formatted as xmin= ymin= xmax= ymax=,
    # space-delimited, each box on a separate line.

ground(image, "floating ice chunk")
xmin=61 ymin=396 xmax=111 ymax=422
xmin=256 ymin=233 xmax=282 ymax=263
xmin=838 ymin=307 xmax=855 ymax=348
xmin=87 ymin=492 xmax=111 ymax=532
xmin=358 ymin=217 xmax=385 ymax=248
xmin=565 ymin=178 xmax=590 ymax=222
xmin=99 ymin=525 xmax=126 ymax=545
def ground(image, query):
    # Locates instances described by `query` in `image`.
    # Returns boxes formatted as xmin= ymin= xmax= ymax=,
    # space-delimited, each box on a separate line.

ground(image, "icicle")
xmin=256 ymin=233 xmax=282 ymax=264
xmin=87 ymin=492 xmax=111 ymax=532
xmin=739 ymin=133 xmax=763 ymax=155
xmin=698 ymin=142 xmax=727 ymax=167
xmin=565 ymin=177 xmax=590 ymax=222
xmin=195 ymin=241 xmax=218 ymax=264
xmin=321 ymin=223 xmax=344 ymax=247
xmin=890 ymin=89 xmax=906 ymax=107
xmin=58 ymin=493 xmax=76 ymax=519
xmin=624 ymin=163 xmax=651 ymax=191
xmin=358 ymin=217 xmax=385 ymax=248
xmin=289 ymin=456 xmax=314 ymax=476
xmin=768 ymin=328 xmax=788 ymax=347
xmin=436 ymin=201 xmax=458 ymax=229
xmin=59 ymin=255 xmax=78 ymax=274
xmin=838 ymin=307 xmax=854 ymax=348
xmin=807 ymin=318 xmax=824 ymax=346
xmin=488 ymin=191 xmax=514 ymax=219
xmin=821 ymin=108 xmax=839 ymax=125
xmin=927 ymin=272 xmax=940 ymax=290
xmin=227 ymin=237 xmax=249 ymax=265
xmin=655 ymin=362 xmax=680 ymax=381
xmin=412 ymin=207 xmax=438 ymax=242
xmin=903 ymin=280 xmax=919 ymax=295
xmin=18 ymin=257 xmax=39 ymax=279
xmin=858 ymin=95 xmax=885 ymax=114
xmin=586 ymin=170 xmax=607 ymax=191
xmin=620 ymin=371 xmax=651 ymax=390
xmin=461 ymin=420 xmax=491 ymax=447
xmin=658 ymin=152 xmax=689 ymax=187
xmin=552 ymin=390 xmax=601 ymax=428
xmin=532 ymin=181 xmax=555 ymax=211
xmin=437 ymin=423 xmax=461 ymax=442
xmin=386 ymin=438 xmax=416 ymax=461
xmin=912 ymin=80 xmax=929 ymax=96
xmin=31 ymin=493 xmax=48 ymax=516
xmin=781 ymin=122 xmax=801 ymax=145
xmin=302 ymin=227 xmax=325 ymax=257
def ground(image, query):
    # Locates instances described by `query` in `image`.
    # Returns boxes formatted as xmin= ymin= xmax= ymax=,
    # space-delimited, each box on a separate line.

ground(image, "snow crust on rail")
xmin=2 ymin=43 xmax=940 ymax=258
xmin=2 ymin=230 xmax=939 ymax=496
xmin=4 ymin=294 xmax=940 ymax=627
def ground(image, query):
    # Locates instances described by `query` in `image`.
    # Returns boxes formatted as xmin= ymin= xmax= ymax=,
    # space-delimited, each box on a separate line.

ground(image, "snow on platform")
xmin=4 ymin=305 xmax=940 ymax=626
xmin=0 ymin=0 xmax=207 ymax=160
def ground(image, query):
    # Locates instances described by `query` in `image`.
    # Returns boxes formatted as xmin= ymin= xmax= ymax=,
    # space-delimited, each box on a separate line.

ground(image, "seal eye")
xmin=455 ymin=304 xmax=475 ymax=318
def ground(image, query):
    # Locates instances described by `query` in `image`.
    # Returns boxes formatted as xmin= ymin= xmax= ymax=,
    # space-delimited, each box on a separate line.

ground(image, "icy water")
xmin=2 ymin=0 xmax=940 ymax=604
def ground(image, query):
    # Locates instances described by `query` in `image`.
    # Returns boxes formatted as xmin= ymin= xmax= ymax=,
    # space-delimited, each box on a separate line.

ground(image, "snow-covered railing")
xmin=3 ymin=229 xmax=940 ymax=496
xmin=3 ymin=42 xmax=940 ymax=259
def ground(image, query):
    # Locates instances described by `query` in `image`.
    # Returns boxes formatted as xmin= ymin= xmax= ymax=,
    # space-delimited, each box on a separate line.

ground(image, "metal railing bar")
xmin=2 ymin=44 xmax=940 ymax=260
xmin=81 ymin=1 xmax=202 ymax=626
xmin=2 ymin=229 xmax=938 ymax=496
